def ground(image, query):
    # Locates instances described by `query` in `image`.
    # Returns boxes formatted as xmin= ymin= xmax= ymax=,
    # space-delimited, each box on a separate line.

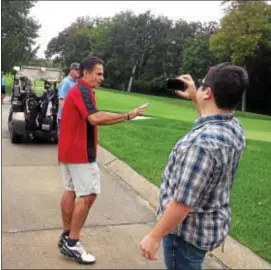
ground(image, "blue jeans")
xmin=163 ymin=234 xmax=207 ymax=270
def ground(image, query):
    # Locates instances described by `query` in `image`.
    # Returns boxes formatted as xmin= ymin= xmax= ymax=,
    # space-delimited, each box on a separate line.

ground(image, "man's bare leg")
xmin=61 ymin=190 xmax=76 ymax=231
xmin=68 ymin=194 xmax=97 ymax=240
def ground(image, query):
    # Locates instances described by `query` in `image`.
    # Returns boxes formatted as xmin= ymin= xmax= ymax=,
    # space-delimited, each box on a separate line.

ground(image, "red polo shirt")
xmin=58 ymin=78 xmax=98 ymax=163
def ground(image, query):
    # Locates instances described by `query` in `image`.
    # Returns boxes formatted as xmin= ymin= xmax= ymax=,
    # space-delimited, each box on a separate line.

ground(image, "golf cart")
xmin=8 ymin=65 xmax=63 ymax=143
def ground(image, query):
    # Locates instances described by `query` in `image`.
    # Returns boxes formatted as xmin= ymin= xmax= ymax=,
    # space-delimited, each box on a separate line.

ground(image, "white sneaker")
xmin=61 ymin=241 xmax=96 ymax=264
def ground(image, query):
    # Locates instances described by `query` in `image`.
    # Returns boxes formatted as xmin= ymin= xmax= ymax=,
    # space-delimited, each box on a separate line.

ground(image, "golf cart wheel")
xmin=10 ymin=126 xmax=23 ymax=144
xmin=49 ymin=134 xmax=58 ymax=144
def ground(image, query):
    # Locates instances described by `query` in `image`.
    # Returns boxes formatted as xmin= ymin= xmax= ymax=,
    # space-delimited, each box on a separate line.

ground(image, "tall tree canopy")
xmin=210 ymin=0 xmax=271 ymax=113
xmin=45 ymin=11 xmax=217 ymax=91
xmin=44 ymin=5 xmax=271 ymax=115
xmin=45 ymin=16 xmax=94 ymax=68
xmin=1 ymin=0 xmax=41 ymax=72
xmin=210 ymin=0 xmax=271 ymax=65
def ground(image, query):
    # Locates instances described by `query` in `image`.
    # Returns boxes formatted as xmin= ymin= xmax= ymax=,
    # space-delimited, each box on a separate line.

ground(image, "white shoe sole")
xmin=60 ymin=246 xmax=96 ymax=265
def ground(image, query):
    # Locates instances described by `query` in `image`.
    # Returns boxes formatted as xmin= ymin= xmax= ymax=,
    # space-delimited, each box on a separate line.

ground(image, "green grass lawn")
xmin=96 ymin=88 xmax=271 ymax=262
xmin=97 ymin=88 xmax=271 ymax=142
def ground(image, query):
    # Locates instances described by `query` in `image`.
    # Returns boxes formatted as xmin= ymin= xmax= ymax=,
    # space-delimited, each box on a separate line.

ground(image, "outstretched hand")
xmin=128 ymin=103 xmax=150 ymax=120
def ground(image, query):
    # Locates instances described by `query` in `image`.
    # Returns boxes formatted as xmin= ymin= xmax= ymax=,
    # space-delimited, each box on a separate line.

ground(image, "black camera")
xmin=164 ymin=78 xmax=187 ymax=92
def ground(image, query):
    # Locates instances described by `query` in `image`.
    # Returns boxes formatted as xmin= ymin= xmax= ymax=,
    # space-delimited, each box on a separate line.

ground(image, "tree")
xmin=44 ymin=11 xmax=223 ymax=97
xmin=210 ymin=1 xmax=271 ymax=111
xmin=180 ymin=36 xmax=217 ymax=80
xmin=221 ymin=0 xmax=251 ymax=11
xmin=45 ymin=16 xmax=94 ymax=68
xmin=88 ymin=11 xmax=174 ymax=90
xmin=179 ymin=21 xmax=219 ymax=80
xmin=1 ymin=0 xmax=40 ymax=72
xmin=210 ymin=1 xmax=271 ymax=65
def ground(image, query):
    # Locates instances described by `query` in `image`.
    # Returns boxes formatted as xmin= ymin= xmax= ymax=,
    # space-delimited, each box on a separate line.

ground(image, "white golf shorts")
xmin=60 ymin=162 xmax=100 ymax=197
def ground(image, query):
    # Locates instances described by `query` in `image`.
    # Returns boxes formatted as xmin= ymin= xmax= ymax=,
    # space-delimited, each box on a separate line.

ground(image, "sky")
xmin=30 ymin=1 xmax=225 ymax=58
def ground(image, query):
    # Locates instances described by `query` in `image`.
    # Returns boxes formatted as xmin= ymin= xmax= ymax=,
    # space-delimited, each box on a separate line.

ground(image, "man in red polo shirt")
xmin=58 ymin=56 xmax=149 ymax=264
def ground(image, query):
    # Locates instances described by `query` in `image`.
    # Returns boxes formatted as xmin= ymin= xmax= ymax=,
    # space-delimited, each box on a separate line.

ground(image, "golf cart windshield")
xmin=17 ymin=66 xmax=63 ymax=82
xmin=14 ymin=65 xmax=63 ymax=96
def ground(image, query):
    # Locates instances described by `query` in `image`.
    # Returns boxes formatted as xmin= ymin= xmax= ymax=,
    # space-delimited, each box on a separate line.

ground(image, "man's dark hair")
xmin=204 ymin=62 xmax=249 ymax=110
xmin=79 ymin=56 xmax=104 ymax=77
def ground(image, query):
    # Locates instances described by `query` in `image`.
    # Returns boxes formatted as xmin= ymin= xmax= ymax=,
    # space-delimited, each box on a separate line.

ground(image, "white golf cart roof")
xmin=13 ymin=65 xmax=64 ymax=82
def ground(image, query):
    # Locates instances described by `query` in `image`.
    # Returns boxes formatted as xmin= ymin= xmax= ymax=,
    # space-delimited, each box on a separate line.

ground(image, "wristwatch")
xmin=127 ymin=113 xmax=130 ymax=120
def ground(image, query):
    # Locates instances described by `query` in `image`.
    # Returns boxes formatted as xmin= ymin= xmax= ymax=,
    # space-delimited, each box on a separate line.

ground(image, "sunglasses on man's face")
xmin=196 ymin=79 xmax=211 ymax=90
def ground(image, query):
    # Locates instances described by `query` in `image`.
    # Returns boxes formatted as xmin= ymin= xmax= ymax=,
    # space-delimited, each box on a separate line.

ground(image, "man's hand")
xmin=140 ymin=233 xmax=161 ymax=260
xmin=59 ymin=98 xmax=65 ymax=110
xmin=87 ymin=103 xmax=150 ymax=126
xmin=128 ymin=103 xmax=149 ymax=120
xmin=175 ymin=74 xmax=197 ymax=101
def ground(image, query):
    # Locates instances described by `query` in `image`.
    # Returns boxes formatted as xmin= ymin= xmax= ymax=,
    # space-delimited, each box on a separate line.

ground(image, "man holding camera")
xmin=140 ymin=63 xmax=248 ymax=270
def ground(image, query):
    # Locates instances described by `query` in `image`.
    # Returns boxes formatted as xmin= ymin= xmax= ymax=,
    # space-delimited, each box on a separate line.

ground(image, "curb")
xmin=97 ymin=145 xmax=271 ymax=270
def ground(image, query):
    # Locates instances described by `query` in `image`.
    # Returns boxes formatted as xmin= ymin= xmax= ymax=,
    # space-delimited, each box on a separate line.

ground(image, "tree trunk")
xmin=127 ymin=64 xmax=137 ymax=92
xmin=241 ymin=64 xmax=247 ymax=112
xmin=241 ymin=91 xmax=246 ymax=112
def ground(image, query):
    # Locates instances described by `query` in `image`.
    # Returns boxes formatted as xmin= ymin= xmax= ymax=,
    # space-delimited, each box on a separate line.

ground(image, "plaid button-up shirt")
xmin=157 ymin=114 xmax=245 ymax=251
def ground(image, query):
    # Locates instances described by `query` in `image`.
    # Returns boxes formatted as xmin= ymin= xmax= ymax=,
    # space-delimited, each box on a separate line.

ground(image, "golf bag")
xmin=37 ymin=87 xmax=58 ymax=132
